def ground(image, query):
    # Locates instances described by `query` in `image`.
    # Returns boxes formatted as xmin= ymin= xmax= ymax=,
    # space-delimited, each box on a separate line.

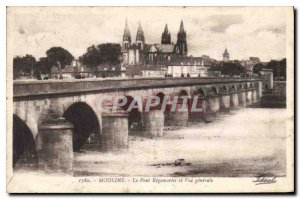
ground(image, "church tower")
xmin=223 ymin=48 xmax=230 ymax=62
xmin=176 ymin=20 xmax=188 ymax=56
xmin=136 ymin=21 xmax=145 ymax=50
xmin=161 ymin=24 xmax=171 ymax=44
xmin=122 ymin=18 xmax=131 ymax=51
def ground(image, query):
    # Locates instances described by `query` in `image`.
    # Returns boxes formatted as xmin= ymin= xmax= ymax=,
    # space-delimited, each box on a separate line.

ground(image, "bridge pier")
xmin=252 ymin=89 xmax=258 ymax=103
xmin=246 ymin=90 xmax=253 ymax=105
xmin=238 ymin=91 xmax=247 ymax=107
xmin=230 ymin=93 xmax=239 ymax=110
xmin=165 ymin=97 xmax=189 ymax=127
xmin=189 ymin=97 xmax=206 ymax=122
xmin=204 ymin=96 xmax=220 ymax=122
xmin=258 ymin=81 xmax=263 ymax=99
xmin=167 ymin=109 xmax=189 ymax=126
xmin=38 ymin=116 xmax=74 ymax=175
xmin=220 ymin=94 xmax=231 ymax=113
xmin=142 ymin=109 xmax=164 ymax=137
xmin=101 ymin=112 xmax=129 ymax=151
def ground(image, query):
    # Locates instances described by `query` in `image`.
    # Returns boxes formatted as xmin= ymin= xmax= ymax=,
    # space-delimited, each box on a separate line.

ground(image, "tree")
xmin=267 ymin=58 xmax=286 ymax=80
xmin=80 ymin=43 xmax=122 ymax=70
xmin=221 ymin=62 xmax=246 ymax=76
xmin=253 ymin=63 xmax=265 ymax=74
xmin=46 ymin=47 xmax=74 ymax=69
xmin=13 ymin=54 xmax=36 ymax=79
xmin=97 ymin=43 xmax=122 ymax=66
xmin=34 ymin=57 xmax=52 ymax=75
xmin=79 ymin=45 xmax=100 ymax=68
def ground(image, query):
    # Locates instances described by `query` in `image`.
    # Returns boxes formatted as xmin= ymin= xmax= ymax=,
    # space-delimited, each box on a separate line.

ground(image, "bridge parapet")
xmin=13 ymin=77 xmax=262 ymax=99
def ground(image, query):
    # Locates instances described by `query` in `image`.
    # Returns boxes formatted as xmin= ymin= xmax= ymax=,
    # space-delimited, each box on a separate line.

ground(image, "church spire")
xmin=136 ymin=21 xmax=145 ymax=49
xmin=161 ymin=23 xmax=171 ymax=44
xmin=137 ymin=21 xmax=143 ymax=35
xmin=123 ymin=18 xmax=131 ymax=38
xmin=177 ymin=20 xmax=187 ymax=56
xmin=136 ymin=21 xmax=145 ymax=41
xmin=164 ymin=24 xmax=169 ymax=33
xmin=122 ymin=18 xmax=131 ymax=51
xmin=179 ymin=20 xmax=185 ymax=33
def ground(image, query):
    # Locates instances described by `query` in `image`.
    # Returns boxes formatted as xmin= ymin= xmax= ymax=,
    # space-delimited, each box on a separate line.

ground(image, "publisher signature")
xmin=253 ymin=176 xmax=277 ymax=185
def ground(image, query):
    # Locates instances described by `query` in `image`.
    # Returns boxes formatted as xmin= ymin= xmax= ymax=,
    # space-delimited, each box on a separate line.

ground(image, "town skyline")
xmin=8 ymin=7 xmax=287 ymax=62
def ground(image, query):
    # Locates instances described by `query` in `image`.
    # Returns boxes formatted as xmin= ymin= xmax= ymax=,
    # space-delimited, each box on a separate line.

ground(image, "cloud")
xmin=253 ymin=24 xmax=286 ymax=35
xmin=208 ymin=15 xmax=244 ymax=33
xmin=8 ymin=7 xmax=288 ymax=62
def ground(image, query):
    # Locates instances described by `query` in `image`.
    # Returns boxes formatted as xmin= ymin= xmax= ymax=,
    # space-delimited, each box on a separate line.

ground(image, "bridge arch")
xmin=13 ymin=114 xmax=38 ymax=168
xmin=196 ymin=88 xmax=206 ymax=98
xmin=179 ymin=89 xmax=189 ymax=97
xmin=220 ymin=85 xmax=228 ymax=92
xmin=120 ymin=95 xmax=143 ymax=133
xmin=178 ymin=90 xmax=191 ymax=112
xmin=238 ymin=84 xmax=243 ymax=90
xmin=155 ymin=92 xmax=166 ymax=109
xmin=231 ymin=85 xmax=237 ymax=91
xmin=156 ymin=92 xmax=166 ymax=102
xmin=63 ymin=102 xmax=101 ymax=151
xmin=211 ymin=86 xmax=218 ymax=94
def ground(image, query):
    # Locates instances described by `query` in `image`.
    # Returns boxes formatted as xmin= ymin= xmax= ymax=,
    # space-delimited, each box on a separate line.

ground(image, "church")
xmin=121 ymin=19 xmax=188 ymax=66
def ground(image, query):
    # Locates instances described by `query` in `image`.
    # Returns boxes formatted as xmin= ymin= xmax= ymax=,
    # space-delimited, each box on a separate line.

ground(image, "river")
xmin=73 ymin=107 xmax=286 ymax=177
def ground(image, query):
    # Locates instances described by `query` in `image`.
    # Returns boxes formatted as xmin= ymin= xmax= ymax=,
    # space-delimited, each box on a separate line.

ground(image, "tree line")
xmin=209 ymin=61 xmax=247 ymax=77
xmin=209 ymin=58 xmax=286 ymax=80
xmin=13 ymin=43 xmax=122 ymax=79
xmin=13 ymin=43 xmax=286 ymax=81
xmin=253 ymin=58 xmax=286 ymax=80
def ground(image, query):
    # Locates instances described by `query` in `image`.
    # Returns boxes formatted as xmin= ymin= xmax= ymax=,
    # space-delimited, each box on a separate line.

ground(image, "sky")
xmin=7 ymin=7 xmax=290 ymax=62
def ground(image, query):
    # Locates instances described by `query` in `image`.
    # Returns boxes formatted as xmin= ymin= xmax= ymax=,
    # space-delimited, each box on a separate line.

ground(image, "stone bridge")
xmin=12 ymin=77 xmax=263 ymax=172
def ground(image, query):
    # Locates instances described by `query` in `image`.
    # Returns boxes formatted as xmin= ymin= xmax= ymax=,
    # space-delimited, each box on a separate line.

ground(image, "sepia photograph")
xmin=6 ymin=6 xmax=294 ymax=193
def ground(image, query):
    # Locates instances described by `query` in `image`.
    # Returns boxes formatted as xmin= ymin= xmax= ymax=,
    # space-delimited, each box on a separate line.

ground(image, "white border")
xmin=1 ymin=0 xmax=297 ymax=198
